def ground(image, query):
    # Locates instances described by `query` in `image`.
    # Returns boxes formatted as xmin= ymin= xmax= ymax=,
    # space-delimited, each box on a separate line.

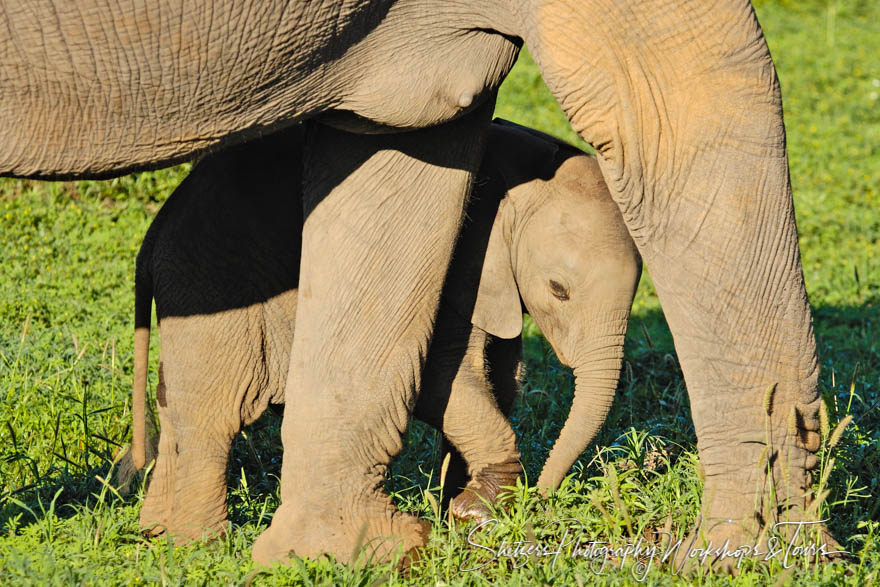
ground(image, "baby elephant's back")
xmin=146 ymin=125 xmax=305 ymax=322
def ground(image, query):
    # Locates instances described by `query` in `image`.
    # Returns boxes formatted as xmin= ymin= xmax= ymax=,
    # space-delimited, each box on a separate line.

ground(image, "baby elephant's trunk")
xmin=537 ymin=309 xmax=631 ymax=490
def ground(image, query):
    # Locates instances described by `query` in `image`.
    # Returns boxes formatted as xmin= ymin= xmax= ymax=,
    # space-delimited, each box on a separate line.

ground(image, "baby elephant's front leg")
xmin=418 ymin=315 xmax=522 ymax=523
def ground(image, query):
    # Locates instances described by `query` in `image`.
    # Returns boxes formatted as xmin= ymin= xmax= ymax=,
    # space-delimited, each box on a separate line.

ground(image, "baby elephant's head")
xmin=511 ymin=152 xmax=641 ymax=367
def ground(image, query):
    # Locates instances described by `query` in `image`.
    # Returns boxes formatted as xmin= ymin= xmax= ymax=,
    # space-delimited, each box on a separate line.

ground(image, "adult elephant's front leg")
xmin=519 ymin=1 xmax=827 ymax=560
xmin=252 ymin=105 xmax=493 ymax=565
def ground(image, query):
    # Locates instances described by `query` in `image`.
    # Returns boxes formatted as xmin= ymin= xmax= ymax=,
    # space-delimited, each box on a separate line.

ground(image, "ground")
xmin=0 ymin=1 xmax=878 ymax=583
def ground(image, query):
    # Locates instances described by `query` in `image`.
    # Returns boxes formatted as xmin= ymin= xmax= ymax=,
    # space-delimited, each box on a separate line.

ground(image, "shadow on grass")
xmin=0 ymin=407 xmax=286 ymax=536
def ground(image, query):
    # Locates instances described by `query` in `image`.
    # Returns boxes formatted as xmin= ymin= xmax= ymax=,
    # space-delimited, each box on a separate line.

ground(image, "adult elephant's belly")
xmin=0 ymin=0 xmax=519 ymax=179
xmin=330 ymin=4 xmax=521 ymax=132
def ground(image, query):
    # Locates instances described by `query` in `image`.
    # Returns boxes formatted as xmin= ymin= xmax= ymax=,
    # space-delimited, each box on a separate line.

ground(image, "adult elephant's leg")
xmin=252 ymin=104 xmax=494 ymax=565
xmin=519 ymin=0 xmax=824 ymax=552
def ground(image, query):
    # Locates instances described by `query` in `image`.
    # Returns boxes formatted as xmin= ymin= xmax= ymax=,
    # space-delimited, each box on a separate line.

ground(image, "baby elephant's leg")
xmin=168 ymin=415 xmax=234 ymax=540
xmin=418 ymin=312 xmax=522 ymax=522
xmin=140 ymin=363 xmax=176 ymax=535
xmin=447 ymin=333 xmax=522 ymax=522
xmin=155 ymin=314 xmax=252 ymax=541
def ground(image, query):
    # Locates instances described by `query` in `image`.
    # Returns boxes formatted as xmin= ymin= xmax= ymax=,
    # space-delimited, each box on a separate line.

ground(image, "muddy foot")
xmin=450 ymin=461 xmax=522 ymax=523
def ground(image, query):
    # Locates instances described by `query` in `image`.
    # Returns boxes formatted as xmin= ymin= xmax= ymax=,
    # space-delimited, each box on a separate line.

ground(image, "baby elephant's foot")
xmin=141 ymin=506 xmax=227 ymax=542
xmin=139 ymin=473 xmax=173 ymax=537
xmin=450 ymin=461 xmax=522 ymax=523
xmin=140 ymin=480 xmax=228 ymax=541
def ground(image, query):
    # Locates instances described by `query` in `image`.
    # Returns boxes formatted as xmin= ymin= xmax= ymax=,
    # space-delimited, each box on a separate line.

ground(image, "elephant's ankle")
xmin=699 ymin=409 xmax=821 ymax=519
xmin=140 ymin=483 xmax=174 ymax=537
xmin=139 ymin=501 xmax=171 ymax=537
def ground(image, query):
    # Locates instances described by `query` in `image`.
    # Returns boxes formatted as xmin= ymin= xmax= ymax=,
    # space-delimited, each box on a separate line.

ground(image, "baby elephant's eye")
xmin=549 ymin=280 xmax=570 ymax=301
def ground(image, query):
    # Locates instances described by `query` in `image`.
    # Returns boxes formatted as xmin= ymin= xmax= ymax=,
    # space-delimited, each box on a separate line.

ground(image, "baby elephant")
xmin=129 ymin=120 xmax=640 ymax=540
xmin=432 ymin=120 xmax=642 ymax=514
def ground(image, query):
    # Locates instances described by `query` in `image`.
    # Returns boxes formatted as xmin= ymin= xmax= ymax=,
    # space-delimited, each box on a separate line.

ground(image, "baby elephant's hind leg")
xmin=140 ymin=363 xmax=176 ymax=536
xmin=156 ymin=315 xmax=249 ymax=541
xmin=167 ymin=417 xmax=234 ymax=540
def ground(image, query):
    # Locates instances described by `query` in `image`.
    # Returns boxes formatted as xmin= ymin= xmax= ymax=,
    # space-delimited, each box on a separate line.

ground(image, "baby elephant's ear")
xmin=470 ymin=219 xmax=523 ymax=339
xmin=445 ymin=176 xmax=522 ymax=339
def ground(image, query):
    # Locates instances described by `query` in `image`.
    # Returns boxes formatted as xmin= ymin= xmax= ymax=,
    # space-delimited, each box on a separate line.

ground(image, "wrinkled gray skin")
xmin=1 ymin=0 xmax=825 ymax=566
xmin=131 ymin=120 xmax=640 ymax=540
xmin=132 ymin=128 xmax=304 ymax=539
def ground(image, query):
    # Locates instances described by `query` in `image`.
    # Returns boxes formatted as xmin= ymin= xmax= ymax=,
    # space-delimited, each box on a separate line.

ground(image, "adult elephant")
xmin=1 ymin=0 xmax=823 ymax=565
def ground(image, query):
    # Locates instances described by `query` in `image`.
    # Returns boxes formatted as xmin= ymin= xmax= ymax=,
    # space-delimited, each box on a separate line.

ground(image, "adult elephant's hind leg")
xmin=252 ymin=105 xmax=494 ymax=566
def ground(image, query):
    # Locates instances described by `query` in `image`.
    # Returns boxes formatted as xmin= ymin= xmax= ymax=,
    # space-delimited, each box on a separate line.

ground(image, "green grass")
xmin=1 ymin=1 xmax=878 ymax=583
